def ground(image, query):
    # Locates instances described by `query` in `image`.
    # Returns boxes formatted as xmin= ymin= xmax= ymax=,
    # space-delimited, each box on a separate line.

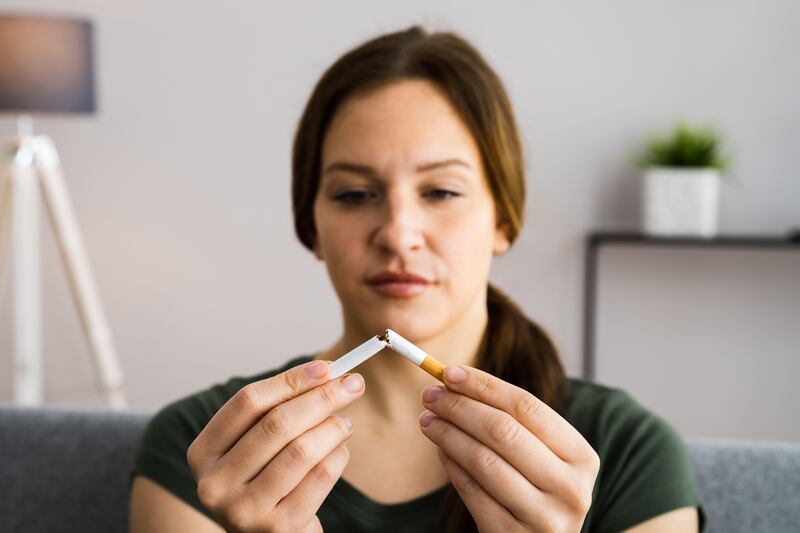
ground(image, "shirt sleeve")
xmin=128 ymin=358 xmax=310 ymax=526
xmin=129 ymin=396 xmax=219 ymax=524
xmin=587 ymin=390 xmax=706 ymax=533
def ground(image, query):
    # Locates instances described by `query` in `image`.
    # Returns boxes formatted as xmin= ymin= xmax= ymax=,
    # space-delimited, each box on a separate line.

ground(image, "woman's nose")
xmin=371 ymin=194 xmax=425 ymax=255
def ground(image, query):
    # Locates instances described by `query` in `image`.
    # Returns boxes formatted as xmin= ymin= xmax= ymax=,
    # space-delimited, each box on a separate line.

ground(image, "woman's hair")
xmin=291 ymin=25 xmax=567 ymax=532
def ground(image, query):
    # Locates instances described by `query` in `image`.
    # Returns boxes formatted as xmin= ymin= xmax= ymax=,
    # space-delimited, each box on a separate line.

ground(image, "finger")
xmin=189 ymin=360 xmax=332 ymax=474
xmin=422 ymin=386 xmax=570 ymax=494
xmin=243 ymin=415 xmax=353 ymax=511
xmin=273 ymin=444 xmax=350 ymax=532
xmin=437 ymin=448 xmax=519 ymax=533
xmin=420 ymin=409 xmax=545 ymax=525
xmin=442 ymin=365 xmax=591 ymax=463
xmin=214 ymin=373 xmax=364 ymax=485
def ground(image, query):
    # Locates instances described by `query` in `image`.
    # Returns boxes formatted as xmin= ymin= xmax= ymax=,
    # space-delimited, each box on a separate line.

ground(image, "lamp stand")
xmin=0 ymin=126 xmax=126 ymax=410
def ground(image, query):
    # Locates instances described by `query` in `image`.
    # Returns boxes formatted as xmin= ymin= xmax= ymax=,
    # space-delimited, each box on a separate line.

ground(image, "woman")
xmin=129 ymin=26 xmax=705 ymax=532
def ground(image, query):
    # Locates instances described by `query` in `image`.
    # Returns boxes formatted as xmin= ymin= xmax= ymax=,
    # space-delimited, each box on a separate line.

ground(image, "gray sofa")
xmin=1 ymin=405 xmax=799 ymax=532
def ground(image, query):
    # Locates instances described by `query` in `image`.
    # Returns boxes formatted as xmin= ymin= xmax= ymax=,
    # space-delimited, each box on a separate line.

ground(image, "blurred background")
xmin=0 ymin=0 xmax=798 ymax=442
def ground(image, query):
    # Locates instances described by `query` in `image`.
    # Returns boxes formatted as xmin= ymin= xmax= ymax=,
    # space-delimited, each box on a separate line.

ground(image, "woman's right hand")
xmin=187 ymin=360 xmax=365 ymax=533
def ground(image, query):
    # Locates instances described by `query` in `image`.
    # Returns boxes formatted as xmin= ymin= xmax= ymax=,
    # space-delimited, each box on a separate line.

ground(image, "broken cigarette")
xmin=384 ymin=329 xmax=446 ymax=382
xmin=327 ymin=328 xmax=446 ymax=382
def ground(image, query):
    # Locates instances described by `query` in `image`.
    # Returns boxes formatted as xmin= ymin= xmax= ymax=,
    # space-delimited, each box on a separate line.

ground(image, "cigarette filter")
xmin=384 ymin=329 xmax=446 ymax=382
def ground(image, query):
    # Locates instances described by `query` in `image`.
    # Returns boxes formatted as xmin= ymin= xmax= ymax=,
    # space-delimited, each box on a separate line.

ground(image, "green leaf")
xmin=637 ymin=121 xmax=730 ymax=173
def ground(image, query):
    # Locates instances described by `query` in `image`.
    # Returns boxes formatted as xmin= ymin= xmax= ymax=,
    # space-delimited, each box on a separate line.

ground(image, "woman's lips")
xmin=366 ymin=271 xmax=433 ymax=299
xmin=368 ymin=280 xmax=430 ymax=298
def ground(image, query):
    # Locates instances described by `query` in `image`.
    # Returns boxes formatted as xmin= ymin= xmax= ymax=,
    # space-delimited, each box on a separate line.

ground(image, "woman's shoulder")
xmin=130 ymin=354 xmax=315 ymax=522
xmin=563 ymin=377 xmax=688 ymax=468
xmin=563 ymin=378 xmax=705 ymax=532
xmin=143 ymin=354 xmax=316 ymax=441
xmin=564 ymin=377 xmax=649 ymax=434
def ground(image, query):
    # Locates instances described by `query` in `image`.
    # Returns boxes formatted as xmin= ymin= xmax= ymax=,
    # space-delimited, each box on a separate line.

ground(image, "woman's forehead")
xmin=321 ymin=80 xmax=482 ymax=173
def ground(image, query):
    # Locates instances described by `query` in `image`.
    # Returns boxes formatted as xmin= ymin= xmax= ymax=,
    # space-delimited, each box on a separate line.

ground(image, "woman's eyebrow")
xmin=323 ymin=162 xmax=378 ymax=179
xmin=323 ymin=158 xmax=472 ymax=178
xmin=416 ymin=159 xmax=473 ymax=172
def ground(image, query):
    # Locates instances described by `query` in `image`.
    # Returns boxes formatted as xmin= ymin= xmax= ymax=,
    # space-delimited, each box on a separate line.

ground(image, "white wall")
xmin=1 ymin=1 xmax=798 ymax=440
xmin=596 ymin=247 xmax=800 ymax=442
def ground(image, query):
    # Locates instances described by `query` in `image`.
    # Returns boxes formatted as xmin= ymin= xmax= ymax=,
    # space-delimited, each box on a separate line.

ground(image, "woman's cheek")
xmin=444 ymin=210 xmax=495 ymax=255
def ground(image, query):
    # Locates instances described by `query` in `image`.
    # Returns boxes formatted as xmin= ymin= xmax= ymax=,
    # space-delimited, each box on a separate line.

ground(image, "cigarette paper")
xmin=328 ymin=335 xmax=388 ymax=380
xmin=385 ymin=329 xmax=446 ymax=382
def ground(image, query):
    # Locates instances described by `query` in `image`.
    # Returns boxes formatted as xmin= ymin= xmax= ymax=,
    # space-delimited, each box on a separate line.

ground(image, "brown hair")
xmin=291 ymin=25 xmax=567 ymax=533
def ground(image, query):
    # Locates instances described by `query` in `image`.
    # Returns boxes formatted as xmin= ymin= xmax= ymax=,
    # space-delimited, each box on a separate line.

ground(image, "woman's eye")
xmin=424 ymin=189 xmax=461 ymax=200
xmin=333 ymin=190 xmax=375 ymax=203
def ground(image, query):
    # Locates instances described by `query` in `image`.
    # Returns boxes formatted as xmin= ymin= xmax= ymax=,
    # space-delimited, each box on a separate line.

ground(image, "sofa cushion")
xmin=688 ymin=437 xmax=800 ymax=533
xmin=0 ymin=405 xmax=149 ymax=533
xmin=2 ymin=406 xmax=800 ymax=532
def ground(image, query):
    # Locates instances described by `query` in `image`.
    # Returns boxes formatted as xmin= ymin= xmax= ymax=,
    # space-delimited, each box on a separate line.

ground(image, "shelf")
xmin=581 ymin=229 xmax=800 ymax=380
xmin=589 ymin=231 xmax=800 ymax=249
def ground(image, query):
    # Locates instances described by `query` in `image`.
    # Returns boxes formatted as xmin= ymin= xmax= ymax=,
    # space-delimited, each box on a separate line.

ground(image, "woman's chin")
xmin=343 ymin=290 xmax=451 ymax=340
xmin=357 ymin=312 xmax=444 ymax=342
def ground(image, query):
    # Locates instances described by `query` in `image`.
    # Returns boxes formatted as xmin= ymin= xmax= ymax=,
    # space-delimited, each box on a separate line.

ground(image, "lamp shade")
xmin=0 ymin=14 xmax=95 ymax=114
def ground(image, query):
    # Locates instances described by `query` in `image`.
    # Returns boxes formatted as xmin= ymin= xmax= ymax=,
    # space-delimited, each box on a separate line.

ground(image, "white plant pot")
xmin=643 ymin=167 xmax=721 ymax=237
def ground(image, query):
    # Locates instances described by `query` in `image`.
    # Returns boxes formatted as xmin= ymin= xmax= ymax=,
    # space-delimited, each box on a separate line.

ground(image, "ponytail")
xmin=439 ymin=283 xmax=568 ymax=533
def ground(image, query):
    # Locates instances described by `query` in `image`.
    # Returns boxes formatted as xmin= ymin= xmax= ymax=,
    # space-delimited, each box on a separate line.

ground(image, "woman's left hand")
xmin=419 ymin=365 xmax=600 ymax=533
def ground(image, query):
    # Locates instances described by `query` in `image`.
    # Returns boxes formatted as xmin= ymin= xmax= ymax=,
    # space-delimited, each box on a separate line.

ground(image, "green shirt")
xmin=130 ymin=355 xmax=705 ymax=532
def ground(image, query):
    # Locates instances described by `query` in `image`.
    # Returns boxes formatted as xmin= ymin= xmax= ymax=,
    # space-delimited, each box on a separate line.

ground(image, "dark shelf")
xmin=590 ymin=231 xmax=800 ymax=249
xmin=582 ymin=229 xmax=800 ymax=381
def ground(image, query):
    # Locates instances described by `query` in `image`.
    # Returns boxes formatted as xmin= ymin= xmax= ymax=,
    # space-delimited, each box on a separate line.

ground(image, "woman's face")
xmin=313 ymin=79 xmax=510 ymax=341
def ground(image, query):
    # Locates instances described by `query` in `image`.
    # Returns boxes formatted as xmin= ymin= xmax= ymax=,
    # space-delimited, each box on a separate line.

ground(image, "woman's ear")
xmin=493 ymin=224 xmax=511 ymax=255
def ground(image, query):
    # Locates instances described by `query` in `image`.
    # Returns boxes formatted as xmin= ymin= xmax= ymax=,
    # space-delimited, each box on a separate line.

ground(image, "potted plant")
xmin=638 ymin=122 xmax=731 ymax=237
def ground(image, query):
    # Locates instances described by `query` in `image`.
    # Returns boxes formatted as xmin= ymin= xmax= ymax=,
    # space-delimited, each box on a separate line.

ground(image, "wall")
xmin=0 ymin=0 xmax=797 ymax=440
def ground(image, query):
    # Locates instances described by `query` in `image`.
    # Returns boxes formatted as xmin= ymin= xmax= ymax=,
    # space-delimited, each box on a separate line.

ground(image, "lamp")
xmin=0 ymin=14 xmax=126 ymax=409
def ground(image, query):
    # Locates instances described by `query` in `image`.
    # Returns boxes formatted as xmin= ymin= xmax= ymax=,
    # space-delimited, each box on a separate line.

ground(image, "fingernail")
xmin=422 ymin=386 xmax=442 ymax=404
xmin=342 ymin=416 xmax=352 ymax=430
xmin=305 ymin=361 xmax=328 ymax=379
xmin=419 ymin=410 xmax=436 ymax=427
xmin=343 ymin=373 xmax=364 ymax=393
xmin=445 ymin=366 xmax=467 ymax=383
